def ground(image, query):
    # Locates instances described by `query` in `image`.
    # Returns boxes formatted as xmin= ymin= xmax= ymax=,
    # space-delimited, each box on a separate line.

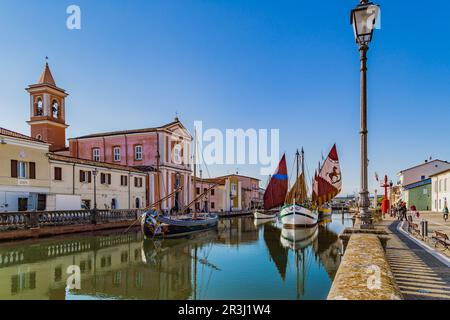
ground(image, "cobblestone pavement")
xmin=383 ymin=220 xmax=450 ymax=300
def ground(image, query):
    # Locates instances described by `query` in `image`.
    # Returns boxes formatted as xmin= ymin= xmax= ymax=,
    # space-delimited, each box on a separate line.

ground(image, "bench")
xmin=432 ymin=231 xmax=450 ymax=251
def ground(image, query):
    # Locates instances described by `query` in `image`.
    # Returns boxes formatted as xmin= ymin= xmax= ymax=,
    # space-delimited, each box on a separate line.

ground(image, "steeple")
xmin=27 ymin=60 xmax=69 ymax=151
xmin=38 ymin=62 xmax=57 ymax=87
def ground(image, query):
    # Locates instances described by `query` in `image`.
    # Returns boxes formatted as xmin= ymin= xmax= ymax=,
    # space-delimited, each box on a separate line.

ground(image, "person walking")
xmin=444 ymin=200 xmax=449 ymax=222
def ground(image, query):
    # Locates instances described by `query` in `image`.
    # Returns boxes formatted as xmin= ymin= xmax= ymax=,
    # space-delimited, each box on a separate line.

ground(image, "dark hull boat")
xmin=141 ymin=213 xmax=219 ymax=239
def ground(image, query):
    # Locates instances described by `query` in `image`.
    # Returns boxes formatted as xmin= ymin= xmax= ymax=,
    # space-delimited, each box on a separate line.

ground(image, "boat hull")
xmin=280 ymin=225 xmax=319 ymax=249
xmin=253 ymin=210 xmax=278 ymax=220
xmin=141 ymin=213 xmax=219 ymax=239
xmin=280 ymin=205 xmax=317 ymax=228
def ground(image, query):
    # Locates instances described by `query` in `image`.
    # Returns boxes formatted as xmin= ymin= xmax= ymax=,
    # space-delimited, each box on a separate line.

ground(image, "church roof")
xmin=38 ymin=62 xmax=57 ymax=86
xmin=71 ymin=119 xmax=191 ymax=140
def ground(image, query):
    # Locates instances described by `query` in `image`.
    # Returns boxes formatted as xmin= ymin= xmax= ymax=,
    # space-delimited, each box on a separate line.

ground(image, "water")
xmin=0 ymin=213 xmax=354 ymax=300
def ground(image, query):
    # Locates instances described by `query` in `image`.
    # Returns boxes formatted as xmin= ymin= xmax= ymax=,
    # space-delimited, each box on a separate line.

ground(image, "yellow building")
xmin=0 ymin=128 xmax=51 ymax=211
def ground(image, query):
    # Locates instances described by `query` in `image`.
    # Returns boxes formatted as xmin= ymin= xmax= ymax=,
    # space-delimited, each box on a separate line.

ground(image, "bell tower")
xmin=27 ymin=61 xmax=69 ymax=151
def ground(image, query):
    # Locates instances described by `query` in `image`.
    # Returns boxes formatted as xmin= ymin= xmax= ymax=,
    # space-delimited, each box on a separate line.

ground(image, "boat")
xmin=253 ymin=154 xmax=288 ymax=220
xmin=280 ymin=149 xmax=318 ymax=228
xmin=254 ymin=210 xmax=278 ymax=220
xmin=311 ymin=144 xmax=342 ymax=220
xmin=141 ymin=130 xmax=219 ymax=239
xmin=280 ymin=225 xmax=319 ymax=250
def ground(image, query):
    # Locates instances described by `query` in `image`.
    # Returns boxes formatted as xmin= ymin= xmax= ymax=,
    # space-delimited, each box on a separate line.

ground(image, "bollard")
xmin=420 ymin=220 xmax=428 ymax=238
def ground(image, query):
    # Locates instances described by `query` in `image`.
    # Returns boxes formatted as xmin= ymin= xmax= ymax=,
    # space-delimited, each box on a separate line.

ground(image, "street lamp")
xmin=351 ymin=0 xmax=380 ymax=228
xmin=92 ymin=168 xmax=98 ymax=224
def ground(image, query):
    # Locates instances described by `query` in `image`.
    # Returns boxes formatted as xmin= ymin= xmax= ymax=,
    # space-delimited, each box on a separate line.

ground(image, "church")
xmin=1 ymin=61 xmax=194 ymax=211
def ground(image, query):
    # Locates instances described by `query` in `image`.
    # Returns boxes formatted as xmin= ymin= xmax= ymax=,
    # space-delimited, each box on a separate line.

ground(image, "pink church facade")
xmin=69 ymin=120 xmax=193 ymax=210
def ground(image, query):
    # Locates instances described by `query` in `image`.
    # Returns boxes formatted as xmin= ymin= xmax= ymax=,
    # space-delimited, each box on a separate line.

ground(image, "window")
xmin=36 ymin=98 xmax=43 ymax=116
xmin=211 ymin=202 xmax=215 ymax=210
xmin=196 ymin=187 xmax=200 ymax=195
xmin=445 ymin=179 xmax=448 ymax=192
xmin=101 ymin=173 xmax=112 ymax=185
xmin=439 ymin=180 xmax=442 ymax=192
xmin=135 ymin=197 xmax=141 ymax=208
xmin=121 ymin=175 xmax=128 ymax=186
xmin=11 ymin=161 xmax=35 ymax=179
xmin=204 ymin=188 xmax=207 ymax=194
xmin=211 ymin=188 xmax=215 ymax=196
xmin=92 ymin=148 xmax=100 ymax=162
xmin=421 ymin=175 xmax=426 ymax=180
xmin=173 ymin=144 xmax=182 ymax=164
xmin=135 ymin=145 xmax=143 ymax=161
xmin=113 ymin=147 xmax=121 ymax=162
xmin=79 ymin=170 xmax=92 ymax=183
xmin=52 ymin=100 xmax=59 ymax=118
xmin=134 ymin=177 xmax=143 ymax=188
xmin=54 ymin=167 xmax=62 ymax=181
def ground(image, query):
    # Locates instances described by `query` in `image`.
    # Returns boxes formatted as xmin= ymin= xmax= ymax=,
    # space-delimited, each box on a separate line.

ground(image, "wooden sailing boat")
xmin=141 ymin=131 xmax=219 ymax=239
xmin=280 ymin=149 xmax=318 ymax=228
xmin=254 ymin=154 xmax=288 ymax=220
xmin=312 ymin=144 xmax=342 ymax=218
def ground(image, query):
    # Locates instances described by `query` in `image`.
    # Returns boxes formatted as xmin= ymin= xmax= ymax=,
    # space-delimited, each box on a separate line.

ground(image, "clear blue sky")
xmin=1 ymin=0 xmax=449 ymax=195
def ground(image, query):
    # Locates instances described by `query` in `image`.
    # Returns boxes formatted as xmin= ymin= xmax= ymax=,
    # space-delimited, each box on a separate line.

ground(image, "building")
xmin=194 ymin=174 xmax=260 ymax=212
xmin=27 ymin=62 xmax=69 ymax=152
xmin=430 ymin=169 xmax=450 ymax=212
xmin=68 ymin=120 xmax=193 ymax=211
xmin=398 ymin=159 xmax=450 ymax=211
xmin=47 ymin=154 xmax=147 ymax=210
xmin=0 ymin=128 xmax=51 ymax=212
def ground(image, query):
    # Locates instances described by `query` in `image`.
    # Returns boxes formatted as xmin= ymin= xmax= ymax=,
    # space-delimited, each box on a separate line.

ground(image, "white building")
xmin=397 ymin=159 xmax=450 ymax=209
xmin=430 ymin=169 xmax=450 ymax=212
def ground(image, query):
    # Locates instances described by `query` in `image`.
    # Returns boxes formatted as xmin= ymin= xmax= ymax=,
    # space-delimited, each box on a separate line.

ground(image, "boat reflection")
xmin=280 ymin=226 xmax=319 ymax=250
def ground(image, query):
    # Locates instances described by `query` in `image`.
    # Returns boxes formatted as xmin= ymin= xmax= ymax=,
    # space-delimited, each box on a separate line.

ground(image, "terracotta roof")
xmin=0 ymin=127 xmax=47 ymax=144
xmin=38 ymin=63 xmax=56 ymax=86
xmin=70 ymin=120 xmax=189 ymax=140
xmin=48 ymin=153 xmax=147 ymax=174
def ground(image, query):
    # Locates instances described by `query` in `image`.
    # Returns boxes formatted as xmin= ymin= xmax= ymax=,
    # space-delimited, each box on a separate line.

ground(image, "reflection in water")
xmin=0 ymin=213 xmax=353 ymax=300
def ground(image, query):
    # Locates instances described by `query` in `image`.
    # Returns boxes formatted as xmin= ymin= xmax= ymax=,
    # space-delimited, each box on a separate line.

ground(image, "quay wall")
xmin=327 ymin=233 xmax=403 ymax=300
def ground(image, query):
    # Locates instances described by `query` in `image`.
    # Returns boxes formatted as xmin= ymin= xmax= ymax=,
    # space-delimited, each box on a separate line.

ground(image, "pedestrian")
xmin=444 ymin=201 xmax=449 ymax=222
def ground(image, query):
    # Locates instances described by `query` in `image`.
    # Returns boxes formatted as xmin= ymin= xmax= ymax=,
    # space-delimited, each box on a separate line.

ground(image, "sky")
xmin=0 ymin=0 xmax=449 ymax=196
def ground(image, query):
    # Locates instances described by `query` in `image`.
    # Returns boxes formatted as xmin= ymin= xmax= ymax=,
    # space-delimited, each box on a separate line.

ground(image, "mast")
xmin=156 ymin=133 xmax=162 ymax=212
xmin=193 ymin=130 xmax=198 ymax=219
xmin=302 ymin=148 xmax=305 ymax=203
xmin=295 ymin=149 xmax=300 ymax=205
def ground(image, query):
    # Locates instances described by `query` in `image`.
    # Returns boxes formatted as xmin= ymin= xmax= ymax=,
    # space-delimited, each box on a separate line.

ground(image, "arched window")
xmin=135 ymin=198 xmax=141 ymax=209
xmin=52 ymin=100 xmax=59 ymax=118
xmin=36 ymin=134 xmax=42 ymax=141
xmin=36 ymin=98 xmax=43 ymax=116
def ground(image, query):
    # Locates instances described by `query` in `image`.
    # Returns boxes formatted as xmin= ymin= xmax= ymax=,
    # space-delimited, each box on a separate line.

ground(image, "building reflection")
xmin=216 ymin=217 xmax=259 ymax=245
xmin=0 ymin=230 xmax=212 ymax=300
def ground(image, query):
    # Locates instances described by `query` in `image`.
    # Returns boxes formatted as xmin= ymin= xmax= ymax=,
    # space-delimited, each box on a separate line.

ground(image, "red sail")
xmin=264 ymin=154 xmax=288 ymax=210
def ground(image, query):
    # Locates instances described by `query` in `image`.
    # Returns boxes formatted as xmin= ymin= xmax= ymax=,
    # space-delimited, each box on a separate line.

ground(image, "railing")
xmin=0 ymin=209 xmax=145 ymax=231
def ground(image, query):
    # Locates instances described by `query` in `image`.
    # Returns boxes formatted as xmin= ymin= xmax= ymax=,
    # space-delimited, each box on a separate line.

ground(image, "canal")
xmin=0 ymin=213 xmax=354 ymax=300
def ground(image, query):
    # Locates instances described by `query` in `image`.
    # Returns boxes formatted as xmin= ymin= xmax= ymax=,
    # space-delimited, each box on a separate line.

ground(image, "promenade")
xmin=379 ymin=215 xmax=450 ymax=300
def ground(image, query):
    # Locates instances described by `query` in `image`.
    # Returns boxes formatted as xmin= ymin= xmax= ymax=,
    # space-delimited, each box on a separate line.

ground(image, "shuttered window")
xmin=29 ymin=162 xmax=36 ymax=180
xmin=11 ymin=160 xmax=18 ymax=178
xmin=121 ymin=175 xmax=128 ymax=186
xmin=134 ymin=177 xmax=143 ymax=188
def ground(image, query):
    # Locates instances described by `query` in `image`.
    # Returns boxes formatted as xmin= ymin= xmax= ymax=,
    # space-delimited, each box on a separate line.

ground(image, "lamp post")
xmin=351 ymin=0 xmax=380 ymax=228
xmin=92 ymin=168 xmax=98 ymax=224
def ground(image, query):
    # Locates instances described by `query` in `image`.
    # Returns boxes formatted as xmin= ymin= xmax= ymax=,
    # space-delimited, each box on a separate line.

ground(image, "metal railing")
xmin=0 ymin=209 xmax=145 ymax=231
